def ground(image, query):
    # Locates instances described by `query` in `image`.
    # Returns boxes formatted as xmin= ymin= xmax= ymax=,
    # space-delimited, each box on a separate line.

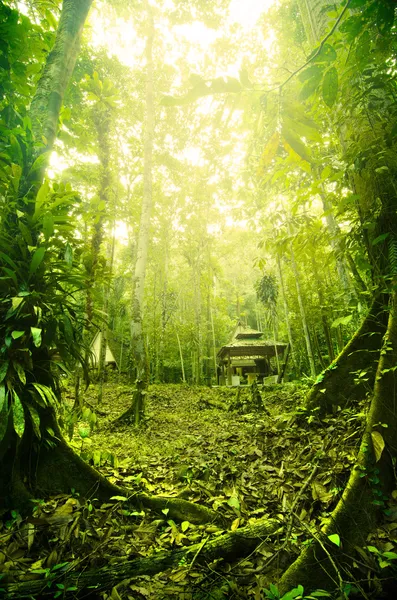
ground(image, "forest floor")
xmin=2 ymin=380 xmax=397 ymax=599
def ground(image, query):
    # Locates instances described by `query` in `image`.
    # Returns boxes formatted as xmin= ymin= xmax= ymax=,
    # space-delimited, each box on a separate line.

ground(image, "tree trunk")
xmin=279 ymin=291 xmax=397 ymax=594
xmin=306 ymin=294 xmax=388 ymax=414
xmin=26 ymin=0 xmax=93 ymax=193
xmin=277 ymin=254 xmax=296 ymax=369
xmin=311 ymin=254 xmax=335 ymax=363
xmin=130 ymin=3 xmax=154 ymax=388
xmin=290 ymin=241 xmax=316 ymax=378
xmin=85 ymin=106 xmax=111 ymax=324
xmin=176 ymin=329 xmax=186 ymax=383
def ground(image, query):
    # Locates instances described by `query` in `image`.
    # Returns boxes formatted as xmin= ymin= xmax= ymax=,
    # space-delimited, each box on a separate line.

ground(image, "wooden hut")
xmin=217 ymin=322 xmax=288 ymax=386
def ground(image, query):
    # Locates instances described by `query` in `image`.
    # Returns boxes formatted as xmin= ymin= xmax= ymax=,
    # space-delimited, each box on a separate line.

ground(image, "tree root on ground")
xmin=279 ymin=292 xmax=397 ymax=595
xmin=2 ymin=517 xmax=280 ymax=598
xmin=2 ymin=413 xmax=221 ymax=526
xmin=305 ymin=294 xmax=388 ymax=414
xmin=35 ymin=436 xmax=223 ymax=525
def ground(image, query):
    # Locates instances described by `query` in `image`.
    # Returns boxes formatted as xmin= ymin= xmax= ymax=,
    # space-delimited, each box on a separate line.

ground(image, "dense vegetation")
xmin=1 ymin=0 xmax=397 ymax=598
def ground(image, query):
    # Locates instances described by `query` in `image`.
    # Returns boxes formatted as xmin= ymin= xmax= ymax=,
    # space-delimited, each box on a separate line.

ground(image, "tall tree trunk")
xmin=26 ymin=0 xmax=93 ymax=193
xmin=311 ymin=253 xmax=335 ymax=363
xmin=85 ymin=108 xmax=111 ymax=324
xmin=290 ymin=242 xmax=316 ymax=378
xmin=276 ymin=254 xmax=296 ymax=369
xmin=98 ymin=230 xmax=116 ymax=404
xmin=130 ymin=3 xmax=154 ymax=388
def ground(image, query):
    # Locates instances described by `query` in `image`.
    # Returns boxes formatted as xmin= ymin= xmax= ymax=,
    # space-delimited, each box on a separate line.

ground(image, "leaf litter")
xmin=1 ymin=380 xmax=396 ymax=599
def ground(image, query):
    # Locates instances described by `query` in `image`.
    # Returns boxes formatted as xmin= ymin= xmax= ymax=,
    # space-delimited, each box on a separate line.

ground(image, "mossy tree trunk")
xmin=279 ymin=289 xmax=397 ymax=594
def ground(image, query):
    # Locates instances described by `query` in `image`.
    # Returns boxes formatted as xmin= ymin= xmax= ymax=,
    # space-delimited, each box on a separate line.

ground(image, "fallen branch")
xmin=2 ymin=518 xmax=281 ymax=598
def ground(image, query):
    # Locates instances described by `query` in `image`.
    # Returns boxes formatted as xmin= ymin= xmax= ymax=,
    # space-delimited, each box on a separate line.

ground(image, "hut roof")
xmin=90 ymin=330 xmax=130 ymax=372
xmin=217 ymin=321 xmax=287 ymax=361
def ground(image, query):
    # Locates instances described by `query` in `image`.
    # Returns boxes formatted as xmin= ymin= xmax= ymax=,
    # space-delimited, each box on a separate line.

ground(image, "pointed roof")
xmin=217 ymin=321 xmax=287 ymax=361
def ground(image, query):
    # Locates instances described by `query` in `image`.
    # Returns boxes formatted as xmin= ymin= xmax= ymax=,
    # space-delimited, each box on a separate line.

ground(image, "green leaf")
xmin=285 ymin=585 xmax=304 ymax=598
xmin=356 ymin=31 xmax=371 ymax=66
xmin=283 ymin=128 xmax=312 ymax=163
xmin=312 ymin=43 xmax=337 ymax=63
xmin=227 ymin=496 xmax=240 ymax=510
xmin=64 ymin=243 xmax=73 ymax=266
xmin=298 ymin=64 xmax=324 ymax=83
xmin=13 ymin=361 xmax=26 ymax=385
xmin=18 ymin=221 xmax=33 ymax=245
xmin=322 ymin=67 xmax=338 ymax=108
xmin=26 ymin=403 xmax=41 ymax=439
xmin=110 ymin=495 xmax=128 ymax=502
xmin=372 ymin=233 xmax=389 ymax=246
xmin=0 ymin=361 xmax=9 ymax=383
xmin=32 ymin=383 xmax=48 ymax=406
xmin=11 ymin=297 xmax=23 ymax=311
xmin=283 ymin=116 xmax=321 ymax=142
xmin=29 ymin=247 xmax=46 ymax=275
xmin=371 ymin=430 xmax=385 ymax=463
xmin=3 ymin=267 xmax=17 ymax=286
xmin=0 ymin=251 xmax=18 ymax=271
xmin=11 ymin=331 xmax=25 ymax=340
xmin=0 ymin=384 xmax=6 ymax=412
xmin=12 ymin=391 xmax=25 ymax=438
xmin=9 ymin=134 xmax=23 ymax=166
xmin=331 ymin=314 xmax=353 ymax=328
xmin=31 ymin=327 xmax=42 ymax=348
xmin=0 ymin=399 xmax=9 ymax=442
xmin=377 ymin=1 xmax=395 ymax=33
xmin=328 ymin=533 xmax=340 ymax=547
xmin=299 ymin=71 xmax=322 ymax=102
xmin=181 ymin=521 xmax=190 ymax=532
xmin=34 ymin=180 xmax=49 ymax=215
xmin=43 ymin=213 xmax=54 ymax=240
xmin=382 ymin=551 xmax=397 ymax=560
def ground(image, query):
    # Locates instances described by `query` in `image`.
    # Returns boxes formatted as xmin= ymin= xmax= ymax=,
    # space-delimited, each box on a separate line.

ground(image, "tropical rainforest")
xmin=0 ymin=0 xmax=397 ymax=598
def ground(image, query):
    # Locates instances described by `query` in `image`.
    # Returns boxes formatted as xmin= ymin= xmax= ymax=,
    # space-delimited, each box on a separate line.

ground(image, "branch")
xmin=271 ymin=0 xmax=352 ymax=93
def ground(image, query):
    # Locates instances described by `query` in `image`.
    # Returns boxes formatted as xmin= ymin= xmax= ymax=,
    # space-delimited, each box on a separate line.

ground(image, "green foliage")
xmin=255 ymin=274 xmax=278 ymax=307
xmin=263 ymin=583 xmax=332 ymax=599
xmin=0 ymin=169 xmax=88 ymax=443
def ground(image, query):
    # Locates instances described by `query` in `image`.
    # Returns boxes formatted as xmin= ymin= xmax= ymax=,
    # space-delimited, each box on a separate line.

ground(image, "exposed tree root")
xmin=279 ymin=292 xmax=397 ymax=594
xmin=1 ymin=411 xmax=221 ymax=526
xmin=2 ymin=517 xmax=280 ymax=598
xmin=200 ymin=396 xmax=230 ymax=410
xmin=306 ymin=294 xmax=388 ymax=414
xmin=114 ymin=379 xmax=146 ymax=426
xmin=37 ymin=439 xmax=222 ymax=524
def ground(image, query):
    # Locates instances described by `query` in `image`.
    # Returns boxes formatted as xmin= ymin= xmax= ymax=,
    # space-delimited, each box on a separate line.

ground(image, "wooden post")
xmin=277 ymin=344 xmax=290 ymax=384
xmin=227 ymin=351 xmax=232 ymax=386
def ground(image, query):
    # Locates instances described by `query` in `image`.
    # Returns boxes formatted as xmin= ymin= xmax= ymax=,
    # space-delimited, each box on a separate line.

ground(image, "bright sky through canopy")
xmin=229 ymin=0 xmax=274 ymax=28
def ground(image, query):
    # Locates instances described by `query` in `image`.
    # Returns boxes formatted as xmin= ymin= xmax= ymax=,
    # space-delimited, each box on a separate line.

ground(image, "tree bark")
xmin=130 ymin=3 xmax=155 ymax=386
xmin=277 ymin=254 xmax=296 ymax=369
xmin=290 ymin=240 xmax=316 ymax=378
xmin=306 ymin=294 xmax=388 ymax=414
xmin=279 ymin=291 xmax=397 ymax=594
xmin=26 ymin=0 xmax=93 ymax=192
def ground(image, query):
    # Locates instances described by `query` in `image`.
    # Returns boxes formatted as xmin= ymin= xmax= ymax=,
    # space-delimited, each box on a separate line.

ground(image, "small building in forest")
xmin=90 ymin=331 xmax=130 ymax=372
xmin=217 ymin=322 xmax=288 ymax=386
